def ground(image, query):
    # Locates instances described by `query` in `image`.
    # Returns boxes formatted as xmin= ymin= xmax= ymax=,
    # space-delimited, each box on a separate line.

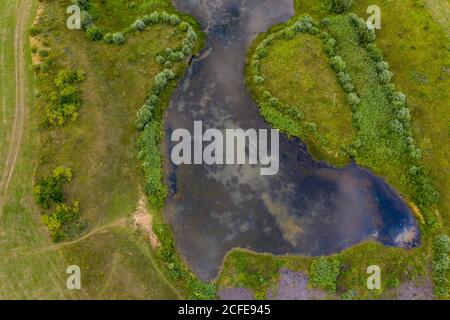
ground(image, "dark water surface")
xmin=165 ymin=0 xmax=419 ymax=280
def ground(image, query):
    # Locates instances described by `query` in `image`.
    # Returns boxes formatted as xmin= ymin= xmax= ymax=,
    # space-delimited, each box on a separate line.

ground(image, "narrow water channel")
xmin=164 ymin=0 xmax=419 ymax=280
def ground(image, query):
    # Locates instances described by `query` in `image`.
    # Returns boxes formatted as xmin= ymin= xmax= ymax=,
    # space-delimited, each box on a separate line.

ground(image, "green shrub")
xmin=29 ymin=26 xmax=41 ymax=37
xmin=38 ymin=49 xmax=49 ymax=58
xmin=331 ymin=0 xmax=353 ymax=13
xmin=52 ymin=166 xmax=73 ymax=183
xmin=112 ymin=32 xmax=125 ymax=45
xmin=309 ymin=257 xmax=341 ymax=291
xmin=169 ymin=14 xmax=181 ymax=26
xmin=376 ymin=61 xmax=390 ymax=73
xmin=348 ymin=93 xmax=361 ymax=106
xmin=379 ymin=70 xmax=393 ymax=84
xmin=254 ymin=75 xmax=265 ymax=85
xmin=330 ymin=56 xmax=347 ymax=72
xmin=103 ymin=33 xmax=113 ymax=43
xmin=133 ymin=19 xmax=146 ymax=31
xmin=86 ymin=25 xmax=103 ymax=41
xmin=33 ymin=177 xmax=64 ymax=209
xmin=80 ymin=10 xmax=93 ymax=30
xmin=349 ymin=14 xmax=376 ymax=43
xmin=432 ymin=234 xmax=450 ymax=297
xmin=323 ymin=38 xmax=336 ymax=56
xmin=72 ymin=0 xmax=90 ymax=10
xmin=54 ymin=69 xmax=84 ymax=87
xmin=41 ymin=201 xmax=80 ymax=242
xmin=366 ymin=43 xmax=383 ymax=62
xmin=46 ymin=69 xmax=84 ymax=126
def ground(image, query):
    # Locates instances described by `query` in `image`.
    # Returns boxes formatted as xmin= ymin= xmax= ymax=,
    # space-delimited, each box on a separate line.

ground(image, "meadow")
xmin=1 ymin=0 xmax=208 ymax=299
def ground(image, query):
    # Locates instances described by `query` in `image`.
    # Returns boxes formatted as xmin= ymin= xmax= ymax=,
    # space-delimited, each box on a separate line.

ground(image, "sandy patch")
xmin=396 ymin=277 xmax=434 ymax=300
xmin=133 ymin=195 xmax=160 ymax=249
xmin=268 ymin=269 xmax=326 ymax=300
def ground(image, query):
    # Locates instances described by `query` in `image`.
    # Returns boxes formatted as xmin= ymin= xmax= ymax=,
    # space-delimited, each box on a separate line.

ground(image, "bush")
xmin=72 ymin=0 xmax=90 ymax=10
xmin=80 ymin=10 xmax=93 ymax=30
xmin=323 ymin=38 xmax=336 ymax=56
xmin=331 ymin=0 xmax=353 ymax=13
xmin=103 ymin=33 xmax=113 ymax=43
xmin=255 ymin=45 xmax=268 ymax=59
xmin=310 ymin=257 xmax=341 ymax=291
xmin=169 ymin=14 xmax=181 ymax=26
xmin=33 ymin=177 xmax=64 ymax=209
xmin=366 ymin=43 xmax=383 ymax=62
xmin=46 ymin=69 xmax=84 ymax=126
xmin=133 ymin=19 xmax=146 ymax=31
xmin=54 ymin=69 xmax=84 ymax=87
xmin=112 ymin=32 xmax=125 ymax=45
xmin=254 ymin=75 xmax=265 ymax=85
xmin=330 ymin=56 xmax=347 ymax=72
xmin=41 ymin=201 xmax=80 ymax=241
xmin=348 ymin=93 xmax=361 ymax=106
xmin=52 ymin=166 xmax=73 ymax=183
xmin=433 ymin=234 xmax=450 ymax=297
xmin=38 ymin=49 xmax=49 ymax=58
xmin=321 ymin=18 xmax=331 ymax=27
xmin=86 ymin=25 xmax=102 ymax=41
xmin=379 ymin=70 xmax=393 ymax=84
xmin=349 ymin=14 xmax=376 ymax=43
xmin=376 ymin=61 xmax=390 ymax=73
xmin=29 ymin=26 xmax=41 ymax=37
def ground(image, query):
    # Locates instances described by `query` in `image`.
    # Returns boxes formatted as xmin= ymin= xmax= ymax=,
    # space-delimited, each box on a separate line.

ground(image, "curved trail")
xmin=0 ymin=0 xmax=31 ymax=211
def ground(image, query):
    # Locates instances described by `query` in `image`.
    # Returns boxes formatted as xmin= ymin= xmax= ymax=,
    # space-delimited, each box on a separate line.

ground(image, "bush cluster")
xmin=432 ymin=234 xmax=450 ymax=297
xmin=34 ymin=167 xmax=79 ymax=241
xmin=45 ymin=69 xmax=85 ymax=127
xmin=319 ymin=28 xmax=361 ymax=107
xmin=102 ymin=10 xmax=197 ymax=63
xmin=34 ymin=166 xmax=72 ymax=209
xmin=135 ymin=69 xmax=175 ymax=207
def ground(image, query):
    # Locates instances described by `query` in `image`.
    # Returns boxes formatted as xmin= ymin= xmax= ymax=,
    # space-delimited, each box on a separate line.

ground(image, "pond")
xmin=164 ymin=0 xmax=419 ymax=280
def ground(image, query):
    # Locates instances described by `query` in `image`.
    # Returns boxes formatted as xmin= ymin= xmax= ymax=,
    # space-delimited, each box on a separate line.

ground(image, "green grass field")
xmin=0 ymin=0 xmax=199 ymax=299
xmin=258 ymin=32 xmax=355 ymax=166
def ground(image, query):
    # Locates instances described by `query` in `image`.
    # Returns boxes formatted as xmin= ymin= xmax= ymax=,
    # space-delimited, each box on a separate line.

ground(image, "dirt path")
xmin=0 ymin=0 xmax=32 ymax=211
